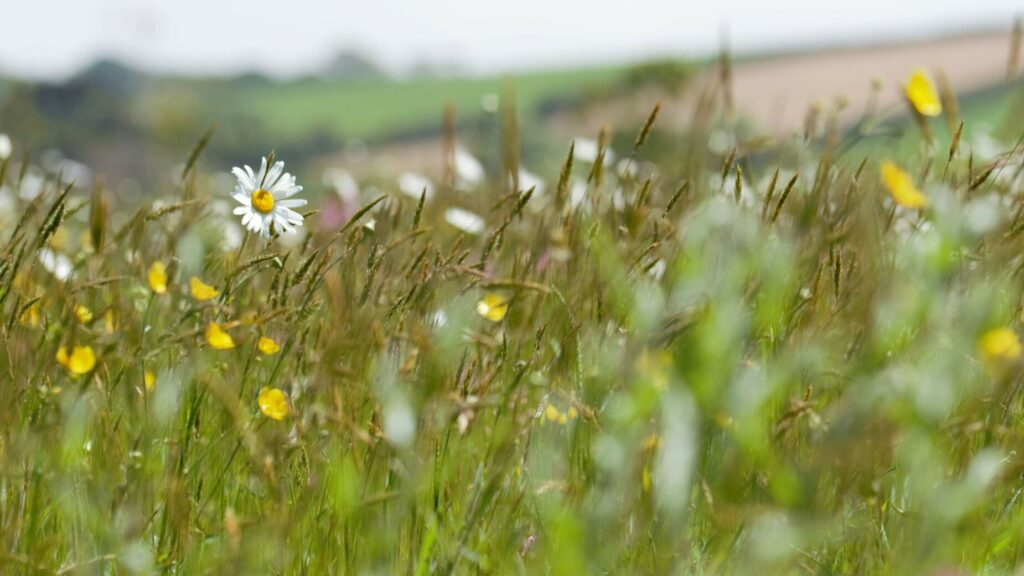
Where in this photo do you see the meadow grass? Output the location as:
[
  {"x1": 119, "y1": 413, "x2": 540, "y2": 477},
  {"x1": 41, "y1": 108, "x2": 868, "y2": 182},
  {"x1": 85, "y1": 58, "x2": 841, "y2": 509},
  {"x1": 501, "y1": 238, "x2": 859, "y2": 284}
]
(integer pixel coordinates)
[{"x1": 4, "y1": 70, "x2": 1024, "y2": 576}]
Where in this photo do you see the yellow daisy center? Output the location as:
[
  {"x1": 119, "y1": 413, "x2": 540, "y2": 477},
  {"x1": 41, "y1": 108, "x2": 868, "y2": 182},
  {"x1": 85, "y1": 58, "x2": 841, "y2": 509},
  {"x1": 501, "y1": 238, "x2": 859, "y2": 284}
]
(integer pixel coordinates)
[{"x1": 251, "y1": 189, "x2": 275, "y2": 214}]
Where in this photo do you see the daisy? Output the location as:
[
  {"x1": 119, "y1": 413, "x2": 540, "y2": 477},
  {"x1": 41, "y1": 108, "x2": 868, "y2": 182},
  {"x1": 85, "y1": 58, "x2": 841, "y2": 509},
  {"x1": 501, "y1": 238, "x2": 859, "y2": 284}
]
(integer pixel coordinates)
[
  {"x1": 398, "y1": 172, "x2": 434, "y2": 200},
  {"x1": 518, "y1": 168, "x2": 545, "y2": 197},
  {"x1": 454, "y1": 146, "x2": 485, "y2": 188},
  {"x1": 572, "y1": 137, "x2": 615, "y2": 164},
  {"x1": 231, "y1": 157, "x2": 307, "y2": 238},
  {"x1": 38, "y1": 248, "x2": 73, "y2": 281},
  {"x1": 444, "y1": 208, "x2": 485, "y2": 235}
]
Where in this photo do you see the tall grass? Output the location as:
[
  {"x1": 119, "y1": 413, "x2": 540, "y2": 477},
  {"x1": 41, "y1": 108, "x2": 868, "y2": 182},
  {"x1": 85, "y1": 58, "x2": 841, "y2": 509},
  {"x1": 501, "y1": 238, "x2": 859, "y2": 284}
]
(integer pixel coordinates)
[{"x1": 3, "y1": 69, "x2": 1024, "y2": 575}]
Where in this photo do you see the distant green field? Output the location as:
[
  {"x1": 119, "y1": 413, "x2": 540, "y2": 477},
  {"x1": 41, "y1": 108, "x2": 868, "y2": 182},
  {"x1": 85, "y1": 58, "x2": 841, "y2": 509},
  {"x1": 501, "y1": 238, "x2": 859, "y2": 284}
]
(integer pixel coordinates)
[
  {"x1": 181, "y1": 66, "x2": 628, "y2": 143},
  {"x1": 958, "y1": 81, "x2": 1024, "y2": 141},
  {"x1": 1, "y1": 60, "x2": 692, "y2": 178},
  {"x1": 841, "y1": 81, "x2": 1024, "y2": 160}
]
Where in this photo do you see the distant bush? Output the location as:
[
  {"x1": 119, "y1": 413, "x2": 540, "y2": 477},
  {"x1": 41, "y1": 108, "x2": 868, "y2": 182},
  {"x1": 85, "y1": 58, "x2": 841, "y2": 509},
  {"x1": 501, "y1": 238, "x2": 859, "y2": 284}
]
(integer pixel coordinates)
[{"x1": 620, "y1": 58, "x2": 695, "y2": 94}]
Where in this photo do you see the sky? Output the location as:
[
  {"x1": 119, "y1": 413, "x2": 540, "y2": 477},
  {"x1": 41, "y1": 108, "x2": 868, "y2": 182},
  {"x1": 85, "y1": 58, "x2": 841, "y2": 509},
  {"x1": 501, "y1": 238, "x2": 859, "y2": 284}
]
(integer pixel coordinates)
[{"x1": 0, "y1": 0, "x2": 1021, "y2": 80}]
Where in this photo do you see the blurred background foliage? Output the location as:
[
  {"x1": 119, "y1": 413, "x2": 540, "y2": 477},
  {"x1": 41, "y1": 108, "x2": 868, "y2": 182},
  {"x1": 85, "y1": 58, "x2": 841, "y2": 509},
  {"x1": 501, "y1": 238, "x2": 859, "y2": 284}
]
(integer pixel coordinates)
[{"x1": 0, "y1": 54, "x2": 694, "y2": 184}]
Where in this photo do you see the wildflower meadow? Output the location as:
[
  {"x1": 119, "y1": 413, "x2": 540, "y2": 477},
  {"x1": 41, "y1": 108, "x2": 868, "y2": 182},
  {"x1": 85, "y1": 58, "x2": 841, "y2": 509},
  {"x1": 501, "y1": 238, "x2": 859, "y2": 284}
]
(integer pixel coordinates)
[{"x1": 3, "y1": 48, "x2": 1024, "y2": 576}]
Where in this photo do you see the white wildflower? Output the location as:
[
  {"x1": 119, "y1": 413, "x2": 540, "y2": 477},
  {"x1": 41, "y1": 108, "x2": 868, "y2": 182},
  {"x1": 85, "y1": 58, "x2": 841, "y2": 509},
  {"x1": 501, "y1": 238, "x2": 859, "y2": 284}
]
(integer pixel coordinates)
[
  {"x1": 399, "y1": 172, "x2": 434, "y2": 200},
  {"x1": 19, "y1": 172, "x2": 44, "y2": 201},
  {"x1": 455, "y1": 146, "x2": 485, "y2": 188},
  {"x1": 231, "y1": 157, "x2": 307, "y2": 238},
  {"x1": 38, "y1": 248, "x2": 73, "y2": 281},
  {"x1": 518, "y1": 168, "x2": 545, "y2": 197},
  {"x1": 323, "y1": 167, "x2": 359, "y2": 203},
  {"x1": 573, "y1": 137, "x2": 615, "y2": 164},
  {"x1": 445, "y1": 208, "x2": 485, "y2": 235}
]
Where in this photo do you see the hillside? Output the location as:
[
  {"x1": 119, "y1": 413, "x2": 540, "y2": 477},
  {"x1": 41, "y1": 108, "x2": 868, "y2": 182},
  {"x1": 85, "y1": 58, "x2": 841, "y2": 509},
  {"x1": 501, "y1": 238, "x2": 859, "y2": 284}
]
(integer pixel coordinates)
[{"x1": 0, "y1": 60, "x2": 680, "y2": 182}]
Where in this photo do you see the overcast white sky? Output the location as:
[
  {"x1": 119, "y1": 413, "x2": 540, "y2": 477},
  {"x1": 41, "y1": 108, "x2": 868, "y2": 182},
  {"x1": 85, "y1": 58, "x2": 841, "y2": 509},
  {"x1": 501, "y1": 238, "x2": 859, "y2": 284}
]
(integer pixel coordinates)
[{"x1": 0, "y1": 0, "x2": 1020, "y2": 79}]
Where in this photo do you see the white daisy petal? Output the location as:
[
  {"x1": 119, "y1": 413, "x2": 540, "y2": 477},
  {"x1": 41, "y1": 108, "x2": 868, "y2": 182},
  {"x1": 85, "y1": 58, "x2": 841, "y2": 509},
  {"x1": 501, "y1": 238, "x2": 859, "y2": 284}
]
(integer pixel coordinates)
[
  {"x1": 445, "y1": 208, "x2": 485, "y2": 235},
  {"x1": 255, "y1": 157, "x2": 268, "y2": 187},
  {"x1": 277, "y1": 198, "x2": 307, "y2": 208},
  {"x1": 39, "y1": 248, "x2": 74, "y2": 281},
  {"x1": 265, "y1": 161, "x2": 284, "y2": 189},
  {"x1": 277, "y1": 175, "x2": 293, "y2": 193},
  {"x1": 277, "y1": 183, "x2": 303, "y2": 198},
  {"x1": 232, "y1": 167, "x2": 254, "y2": 191},
  {"x1": 284, "y1": 216, "x2": 303, "y2": 227}
]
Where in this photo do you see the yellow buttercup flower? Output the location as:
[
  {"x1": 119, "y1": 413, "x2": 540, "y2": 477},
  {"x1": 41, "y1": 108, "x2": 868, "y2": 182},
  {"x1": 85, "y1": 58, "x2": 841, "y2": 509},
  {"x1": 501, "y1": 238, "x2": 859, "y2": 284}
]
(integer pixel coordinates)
[
  {"x1": 905, "y1": 69, "x2": 942, "y2": 117},
  {"x1": 979, "y1": 328, "x2": 1022, "y2": 362},
  {"x1": 205, "y1": 322, "x2": 235, "y2": 350},
  {"x1": 258, "y1": 387, "x2": 289, "y2": 420},
  {"x1": 543, "y1": 403, "x2": 575, "y2": 425},
  {"x1": 544, "y1": 404, "x2": 561, "y2": 422},
  {"x1": 148, "y1": 261, "x2": 168, "y2": 294},
  {"x1": 880, "y1": 161, "x2": 928, "y2": 209},
  {"x1": 58, "y1": 346, "x2": 96, "y2": 376},
  {"x1": 144, "y1": 370, "x2": 156, "y2": 391},
  {"x1": 75, "y1": 305, "x2": 93, "y2": 324},
  {"x1": 190, "y1": 277, "x2": 220, "y2": 301},
  {"x1": 476, "y1": 294, "x2": 508, "y2": 322},
  {"x1": 258, "y1": 336, "x2": 280, "y2": 355}
]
